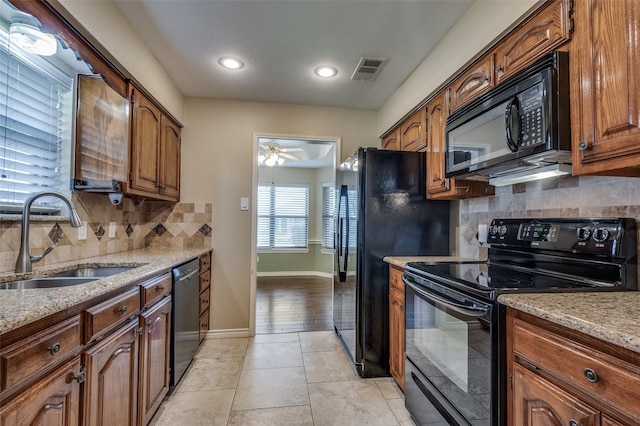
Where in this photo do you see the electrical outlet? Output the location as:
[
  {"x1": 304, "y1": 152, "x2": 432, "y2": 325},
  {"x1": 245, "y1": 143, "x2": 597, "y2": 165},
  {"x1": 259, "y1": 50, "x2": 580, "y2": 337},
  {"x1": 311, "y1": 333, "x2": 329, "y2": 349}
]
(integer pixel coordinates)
[
  {"x1": 108, "y1": 222, "x2": 116, "y2": 238},
  {"x1": 78, "y1": 222, "x2": 87, "y2": 240},
  {"x1": 240, "y1": 197, "x2": 249, "y2": 211}
]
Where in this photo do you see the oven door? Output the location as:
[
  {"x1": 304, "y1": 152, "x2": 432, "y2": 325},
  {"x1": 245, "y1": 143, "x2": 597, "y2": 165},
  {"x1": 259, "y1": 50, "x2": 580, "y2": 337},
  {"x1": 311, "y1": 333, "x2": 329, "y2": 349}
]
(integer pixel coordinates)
[{"x1": 404, "y1": 273, "x2": 495, "y2": 426}]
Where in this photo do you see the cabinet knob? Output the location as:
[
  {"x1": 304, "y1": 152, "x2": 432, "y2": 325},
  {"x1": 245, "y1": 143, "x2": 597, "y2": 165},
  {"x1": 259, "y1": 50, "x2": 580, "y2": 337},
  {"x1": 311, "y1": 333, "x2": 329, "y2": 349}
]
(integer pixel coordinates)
[
  {"x1": 495, "y1": 65, "x2": 504, "y2": 74},
  {"x1": 72, "y1": 367, "x2": 86, "y2": 384},
  {"x1": 118, "y1": 305, "x2": 128, "y2": 315},
  {"x1": 156, "y1": 285, "x2": 166, "y2": 291},
  {"x1": 569, "y1": 419, "x2": 581, "y2": 426},
  {"x1": 48, "y1": 343, "x2": 61, "y2": 355},
  {"x1": 482, "y1": 74, "x2": 489, "y2": 83},
  {"x1": 578, "y1": 140, "x2": 592, "y2": 151},
  {"x1": 147, "y1": 317, "x2": 162, "y2": 333},
  {"x1": 583, "y1": 367, "x2": 599, "y2": 383}
]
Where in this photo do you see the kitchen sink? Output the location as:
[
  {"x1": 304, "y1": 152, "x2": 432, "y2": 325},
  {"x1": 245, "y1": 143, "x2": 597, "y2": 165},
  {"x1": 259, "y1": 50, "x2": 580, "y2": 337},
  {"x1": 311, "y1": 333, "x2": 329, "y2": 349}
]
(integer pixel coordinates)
[{"x1": 0, "y1": 266, "x2": 139, "y2": 290}]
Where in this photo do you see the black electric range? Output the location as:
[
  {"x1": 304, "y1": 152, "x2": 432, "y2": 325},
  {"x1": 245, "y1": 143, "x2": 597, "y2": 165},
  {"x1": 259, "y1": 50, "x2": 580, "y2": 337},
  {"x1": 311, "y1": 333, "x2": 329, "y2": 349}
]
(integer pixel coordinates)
[{"x1": 402, "y1": 218, "x2": 637, "y2": 426}]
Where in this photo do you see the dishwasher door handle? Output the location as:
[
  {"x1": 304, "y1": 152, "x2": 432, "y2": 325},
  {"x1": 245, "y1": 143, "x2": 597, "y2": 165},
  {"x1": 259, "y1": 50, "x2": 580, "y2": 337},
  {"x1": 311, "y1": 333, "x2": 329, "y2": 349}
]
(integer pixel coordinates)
[{"x1": 176, "y1": 269, "x2": 198, "y2": 282}]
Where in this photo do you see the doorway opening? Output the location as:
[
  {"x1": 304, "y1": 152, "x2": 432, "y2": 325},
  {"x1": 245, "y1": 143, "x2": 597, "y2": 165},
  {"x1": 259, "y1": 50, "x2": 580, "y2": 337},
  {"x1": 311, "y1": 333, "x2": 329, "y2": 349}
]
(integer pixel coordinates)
[{"x1": 250, "y1": 133, "x2": 340, "y2": 335}]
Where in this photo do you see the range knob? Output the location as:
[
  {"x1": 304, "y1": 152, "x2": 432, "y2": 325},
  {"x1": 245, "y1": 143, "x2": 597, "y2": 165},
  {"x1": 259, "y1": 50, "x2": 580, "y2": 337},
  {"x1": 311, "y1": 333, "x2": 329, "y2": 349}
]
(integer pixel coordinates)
[
  {"x1": 576, "y1": 227, "x2": 591, "y2": 241},
  {"x1": 499, "y1": 225, "x2": 508, "y2": 236},
  {"x1": 489, "y1": 225, "x2": 499, "y2": 235},
  {"x1": 592, "y1": 228, "x2": 610, "y2": 243}
]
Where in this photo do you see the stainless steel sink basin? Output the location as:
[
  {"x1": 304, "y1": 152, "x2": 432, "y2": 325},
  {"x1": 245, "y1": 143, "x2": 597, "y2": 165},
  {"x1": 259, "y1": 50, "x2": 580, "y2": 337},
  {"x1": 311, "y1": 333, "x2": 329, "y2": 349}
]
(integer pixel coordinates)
[
  {"x1": 0, "y1": 266, "x2": 138, "y2": 289},
  {"x1": 48, "y1": 266, "x2": 137, "y2": 278},
  {"x1": 0, "y1": 277, "x2": 100, "y2": 289}
]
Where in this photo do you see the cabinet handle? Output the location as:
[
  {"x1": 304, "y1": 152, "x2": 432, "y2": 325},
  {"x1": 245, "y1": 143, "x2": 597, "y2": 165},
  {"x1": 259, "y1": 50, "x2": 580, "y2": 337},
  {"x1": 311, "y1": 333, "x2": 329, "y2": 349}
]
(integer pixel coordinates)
[
  {"x1": 136, "y1": 327, "x2": 144, "y2": 336},
  {"x1": 203, "y1": 299, "x2": 209, "y2": 304},
  {"x1": 398, "y1": 302, "x2": 403, "y2": 310},
  {"x1": 482, "y1": 74, "x2": 489, "y2": 83},
  {"x1": 583, "y1": 367, "x2": 599, "y2": 383},
  {"x1": 392, "y1": 276, "x2": 397, "y2": 283},
  {"x1": 118, "y1": 305, "x2": 128, "y2": 315},
  {"x1": 495, "y1": 65, "x2": 503, "y2": 74},
  {"x1": 578, "y1": 140, "x2": 592, "y2": 151},
  {"x1": 72, "y1": 367, "x2": 86, "y2": 384},
  {"x1": 568, "y1": 419, "x2": 580, "y2": 426},
  {"x1": 147, "y1": 317, "x2": 162, "y2": 333},
  {"x1": 156, "y1": 285, "x2": 166, "y2": 291},
  {"x1": 48, "y1": 343, "x2": 61, "y2": 355}
]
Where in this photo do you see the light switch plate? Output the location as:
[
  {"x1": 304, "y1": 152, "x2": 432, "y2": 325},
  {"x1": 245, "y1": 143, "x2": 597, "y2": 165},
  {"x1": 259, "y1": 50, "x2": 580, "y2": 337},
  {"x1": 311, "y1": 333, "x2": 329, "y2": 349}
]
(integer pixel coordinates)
[
  {"x1": 108, "y1": 222, "x2": 116, "y2": 238},
  {"x1": 240, "y1": 197, "x2": 249, "y2": 211},
  {"x1": 78, "y1": 222, "x2": 87, "y2": 240}
]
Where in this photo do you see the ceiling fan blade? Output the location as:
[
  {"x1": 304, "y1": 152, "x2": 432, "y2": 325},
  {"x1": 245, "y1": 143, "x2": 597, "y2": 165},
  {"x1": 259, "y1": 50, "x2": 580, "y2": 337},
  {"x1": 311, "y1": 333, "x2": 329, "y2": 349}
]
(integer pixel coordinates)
[
  {"x1": 279, "y1": 152, "x2": 301, "y2": 160},
  {"x1": 280, "y1": 147, "x2": 305, "y2": 152}
]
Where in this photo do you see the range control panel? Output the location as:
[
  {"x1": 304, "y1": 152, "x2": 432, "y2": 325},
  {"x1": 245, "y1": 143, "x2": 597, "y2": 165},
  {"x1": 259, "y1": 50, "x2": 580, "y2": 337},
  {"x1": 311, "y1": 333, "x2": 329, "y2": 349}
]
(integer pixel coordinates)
[{"x1": 487, "y1": 218, "x2": 635, "y2": 257}]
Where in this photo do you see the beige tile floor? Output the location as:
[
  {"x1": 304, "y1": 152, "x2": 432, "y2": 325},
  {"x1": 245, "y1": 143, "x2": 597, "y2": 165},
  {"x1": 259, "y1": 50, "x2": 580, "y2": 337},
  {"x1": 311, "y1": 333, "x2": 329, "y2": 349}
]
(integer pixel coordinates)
[{"x1": 150, "y1": 331, "x2": 415, "y2": 425}]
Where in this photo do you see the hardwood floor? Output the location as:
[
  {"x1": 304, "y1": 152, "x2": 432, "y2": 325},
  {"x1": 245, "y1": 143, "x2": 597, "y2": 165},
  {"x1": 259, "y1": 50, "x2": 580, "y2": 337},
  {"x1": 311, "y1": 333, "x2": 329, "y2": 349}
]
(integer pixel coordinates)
[{"x1": 256, "y1": 276, "x2": 333, "y2": 334}]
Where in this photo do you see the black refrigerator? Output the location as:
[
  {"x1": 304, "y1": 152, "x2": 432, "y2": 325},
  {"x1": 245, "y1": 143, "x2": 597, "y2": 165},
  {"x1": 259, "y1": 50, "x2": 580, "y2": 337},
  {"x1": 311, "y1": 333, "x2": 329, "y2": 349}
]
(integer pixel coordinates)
[{"x1": 333, "y1": 147, "x2": 450, "y2": 378}]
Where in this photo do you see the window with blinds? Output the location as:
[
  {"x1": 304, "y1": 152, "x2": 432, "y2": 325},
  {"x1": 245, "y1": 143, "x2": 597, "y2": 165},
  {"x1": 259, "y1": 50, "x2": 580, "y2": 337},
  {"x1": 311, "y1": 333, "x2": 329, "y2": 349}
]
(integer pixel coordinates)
[
  {"x1": 0, "y1": 28, "x2": 73, "y2": 213},
  {"x1": 322, "y1": 184, "x2": 335, "y2": 249},
  {"x1": 257, "y1": 184, "x2": 309, "y2": 250}
]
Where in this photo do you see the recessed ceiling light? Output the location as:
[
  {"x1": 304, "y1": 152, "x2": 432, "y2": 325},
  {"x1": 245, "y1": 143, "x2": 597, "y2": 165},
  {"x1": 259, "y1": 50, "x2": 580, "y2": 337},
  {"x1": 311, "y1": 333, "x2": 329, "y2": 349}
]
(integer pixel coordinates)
[
  {"x1": 315, "y1": 66, "x2": 338, "y2": 78},
  {"x1": 218, "y1": 57, "x2": 244, "y2": 70}
]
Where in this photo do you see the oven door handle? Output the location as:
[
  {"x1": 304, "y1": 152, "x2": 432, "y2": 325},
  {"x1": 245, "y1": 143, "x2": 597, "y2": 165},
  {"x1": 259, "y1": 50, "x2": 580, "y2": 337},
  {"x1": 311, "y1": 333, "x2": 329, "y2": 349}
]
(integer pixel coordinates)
[{"x1": 404, "y1": 278, "x2": 489, "y2": 317}]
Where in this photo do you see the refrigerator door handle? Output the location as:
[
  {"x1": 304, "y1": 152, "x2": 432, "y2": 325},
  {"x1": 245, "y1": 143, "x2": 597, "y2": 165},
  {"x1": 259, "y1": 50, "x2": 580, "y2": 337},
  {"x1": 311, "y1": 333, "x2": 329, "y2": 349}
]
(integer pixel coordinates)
[
  {"x1": 343, "y1": 185, "x2": 350, "y2": 280},
  {"x1": 338, "y1": 185, "x2": 348, "y2": 282}
]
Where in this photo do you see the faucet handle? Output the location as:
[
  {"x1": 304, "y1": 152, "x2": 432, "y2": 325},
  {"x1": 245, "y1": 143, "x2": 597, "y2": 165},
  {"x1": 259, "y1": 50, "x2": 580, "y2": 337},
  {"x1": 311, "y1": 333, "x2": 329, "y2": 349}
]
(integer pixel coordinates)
[{"x1": 31, "y1": 245, "x2": 55, "y2": 263}]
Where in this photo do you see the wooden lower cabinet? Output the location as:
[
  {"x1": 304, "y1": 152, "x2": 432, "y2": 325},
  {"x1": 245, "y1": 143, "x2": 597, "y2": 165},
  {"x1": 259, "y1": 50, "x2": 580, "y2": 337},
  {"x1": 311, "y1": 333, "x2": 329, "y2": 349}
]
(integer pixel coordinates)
[
  {"x1": 388, "y1": 265, "x2": 405, "y2": 389},
  {"x1": 512, "y1": 363, "x2": 600, "y2": 425},
  {"x1": 138, "y1": 296, "x2": 171, "y2": 426},
  {"x1": 82, "y1": 317, "x2": 140, "y2": 426},
  {"x1": 0, "y1": 356, "x2": 82, "y2": 425}
]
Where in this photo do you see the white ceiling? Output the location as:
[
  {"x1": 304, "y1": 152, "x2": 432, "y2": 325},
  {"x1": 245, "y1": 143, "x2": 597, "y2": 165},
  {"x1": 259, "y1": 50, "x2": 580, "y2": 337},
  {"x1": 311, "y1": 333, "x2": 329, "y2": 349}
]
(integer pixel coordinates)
[{"x1": 113, "y1": 0, "x2": 473, "y2": 110}]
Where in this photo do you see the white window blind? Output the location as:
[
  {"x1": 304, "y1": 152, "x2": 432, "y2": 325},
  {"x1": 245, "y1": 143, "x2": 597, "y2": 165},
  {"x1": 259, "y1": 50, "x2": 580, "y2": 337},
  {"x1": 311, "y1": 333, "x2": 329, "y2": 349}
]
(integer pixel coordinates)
[
  {"x1": 322, "y1": 184, "x2": 335, "y2": 249},
  {"x1": 257, "y1": 184, "x2": 309, "y2": 249},
  {"x1": 0, "y1": 30, "x2": 73, "y2": 212}
]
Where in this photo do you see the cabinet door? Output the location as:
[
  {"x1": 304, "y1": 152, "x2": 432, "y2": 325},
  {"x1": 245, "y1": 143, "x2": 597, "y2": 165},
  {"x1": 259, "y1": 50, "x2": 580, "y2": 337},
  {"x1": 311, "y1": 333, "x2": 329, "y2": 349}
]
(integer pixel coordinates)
[
  {"x1": 512, "y1": 363, "x2": 601, "y2": 426},
  {"x1": 400, "y1": 109, "x2": 427, "y2": 152},
  {"x1": 426, "y1": 92, "x2": 450, "y2": 195},
  {"x1": 381, "y1": 129, "x2": 400, "y2": 150},
  {"x1": 389, "y1": 285, "x2": 404, "y2": 389},
  {"x1": 129, "y1": 88, "x2": 161, "y2": 195},
  {"x1": 83, "y1": 318, "x2": 140, "y2": 426},
  {"x1": 139, "y1": 297, "x2": 171, "y2": 426},
  {"x1": 449, "y1": 56, "x2": 494, "y2": 112},
  {"x1": 571, "y1": 0, "x2": 640, "y2": 175},
  {"x1": 0, "y1": 356, "x2": 81, "y2": 426},
  {"x1": 159, "y1": 116, "x2": 181, "y2": 201},
  {"x1": 494, "y1": 0, "x2": 573, "y2": 85}
]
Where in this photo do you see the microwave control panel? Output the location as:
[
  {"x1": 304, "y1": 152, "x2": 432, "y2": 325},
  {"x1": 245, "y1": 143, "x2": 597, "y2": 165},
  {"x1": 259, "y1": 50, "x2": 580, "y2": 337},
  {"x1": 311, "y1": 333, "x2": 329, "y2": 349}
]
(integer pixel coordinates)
[{"x1": 516, "y1": 83, "x2": 544, "y2": 148}]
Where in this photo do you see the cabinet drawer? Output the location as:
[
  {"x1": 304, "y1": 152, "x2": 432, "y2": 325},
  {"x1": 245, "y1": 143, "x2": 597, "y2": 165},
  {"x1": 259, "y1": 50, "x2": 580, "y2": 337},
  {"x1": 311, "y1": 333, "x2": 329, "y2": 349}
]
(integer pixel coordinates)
[
  {"x1": 199, "y1": 271, "x2": 211, "y2": 293},
  {"x1": 512, "y1": 318, "x2": 640, "y2": 418},
  {"x1": 0, "y1": 315, "x2": 81, "y2": 393},
  {"x1": 140, "y1": 272, "x2": 172, "y2": 309},
  {"x1": 199, "y1": 253, "x2": 211, "y2": 273},
  {"x1": 389, "y1": 265, "x2": 404, "y2": 291},
  {"x1": 84, "y1": 287, "x2": 140, "y2": 343},
  {"x1": 199, "y1": 292, "x2": 210, "y2": 315},
  {"x1": 199, "y1": 309, "x2": 209, "y2": 344}
]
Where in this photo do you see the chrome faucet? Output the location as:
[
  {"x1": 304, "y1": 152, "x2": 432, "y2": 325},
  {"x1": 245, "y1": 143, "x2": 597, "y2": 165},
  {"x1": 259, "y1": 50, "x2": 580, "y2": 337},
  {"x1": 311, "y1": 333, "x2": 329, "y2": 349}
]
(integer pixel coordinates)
[{"x1": 15, "y1": 191, "x2": 83, "y2": 273}]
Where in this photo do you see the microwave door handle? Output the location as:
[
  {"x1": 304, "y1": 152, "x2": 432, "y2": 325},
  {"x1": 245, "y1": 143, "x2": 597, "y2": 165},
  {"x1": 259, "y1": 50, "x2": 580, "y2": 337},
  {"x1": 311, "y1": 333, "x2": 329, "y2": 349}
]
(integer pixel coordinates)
[
  {"x1": 404, "y1": 278, "x2": 489, "y2": 318},
  {"x1": 505, "y1": 96, "x2": 521, "y2": 152}
]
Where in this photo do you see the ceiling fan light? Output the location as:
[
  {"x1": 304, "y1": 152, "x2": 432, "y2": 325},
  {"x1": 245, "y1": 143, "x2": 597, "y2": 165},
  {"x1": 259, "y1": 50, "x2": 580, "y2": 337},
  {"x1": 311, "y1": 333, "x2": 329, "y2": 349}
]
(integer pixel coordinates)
[
  {"x1": 277, "y1": 157, "x2": 285, "y2": 165},
  {"x1": 9, "y1": 22, "x2": 57, "y2": 56},
  {"x1": 264, "y1": 155, "x2": 278, "y2": 167}
]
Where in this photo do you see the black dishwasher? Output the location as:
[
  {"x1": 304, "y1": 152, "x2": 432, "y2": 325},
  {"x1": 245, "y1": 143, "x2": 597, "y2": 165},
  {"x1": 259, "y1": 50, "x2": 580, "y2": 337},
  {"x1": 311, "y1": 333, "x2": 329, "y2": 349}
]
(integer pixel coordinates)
[{"x1": 170, "y1": 259, "x2": 200, "y2": 387}]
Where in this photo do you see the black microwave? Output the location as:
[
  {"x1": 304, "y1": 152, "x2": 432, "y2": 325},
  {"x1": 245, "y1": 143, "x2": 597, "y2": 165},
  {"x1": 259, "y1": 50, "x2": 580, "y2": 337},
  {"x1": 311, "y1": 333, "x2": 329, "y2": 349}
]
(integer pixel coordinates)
[{"x1": 445, "y1": 51, "x2": 571, "y2": 180}]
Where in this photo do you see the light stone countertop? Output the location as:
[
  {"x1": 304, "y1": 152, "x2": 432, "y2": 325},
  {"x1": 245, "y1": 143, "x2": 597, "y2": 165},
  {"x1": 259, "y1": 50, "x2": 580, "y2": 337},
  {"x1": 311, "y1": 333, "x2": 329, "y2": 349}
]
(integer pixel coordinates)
[
  {"x1": 0, "y1": 247, "x2": 212, "y2": 335},
  {"x1": 383, "y1": 256, "x2": 477, "y2": 268},
  {"x1": 498, "y1": 292, "x2": 640, "y2": 354}
]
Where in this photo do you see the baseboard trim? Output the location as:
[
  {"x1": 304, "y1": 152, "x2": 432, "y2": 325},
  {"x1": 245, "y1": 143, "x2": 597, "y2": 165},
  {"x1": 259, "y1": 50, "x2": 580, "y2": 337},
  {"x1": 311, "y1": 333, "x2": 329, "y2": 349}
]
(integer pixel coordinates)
[
  {"x1": 257, "y1": 271, "x2": 333, "y2": 278},
  {"x1": 205, "y1": 328, "x2": 251, "y2": 339}
]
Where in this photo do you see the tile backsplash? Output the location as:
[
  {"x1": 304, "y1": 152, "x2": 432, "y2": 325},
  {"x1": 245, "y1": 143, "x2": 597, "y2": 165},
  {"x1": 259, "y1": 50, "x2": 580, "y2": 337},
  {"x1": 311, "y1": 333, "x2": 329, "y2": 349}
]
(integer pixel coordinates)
[
  {"x1": 0, "y1": 193, "x2": 212, "y2": 273},
  {"x1": 457, "y1": 175, "x2": 640, "y2": 260}
]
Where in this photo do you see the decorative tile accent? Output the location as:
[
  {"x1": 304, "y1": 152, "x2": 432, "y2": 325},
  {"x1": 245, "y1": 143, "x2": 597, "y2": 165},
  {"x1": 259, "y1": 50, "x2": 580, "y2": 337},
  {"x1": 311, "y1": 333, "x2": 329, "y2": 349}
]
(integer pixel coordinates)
[
  {"x1": 94, "y1": 225, "x2": 105, "y2": 241},
  {"x1": 48, "y1": 223, "x2": 64, "y2": 244},
  {"x1": 153, "y1": 224, "x2": 167, "y2": 236},
  {"x1": 199, "y1": 224, "x2": 212, "y2": 236},
  {"x1": 126, "y1": 223, "x2": 134, "y2": 237}
]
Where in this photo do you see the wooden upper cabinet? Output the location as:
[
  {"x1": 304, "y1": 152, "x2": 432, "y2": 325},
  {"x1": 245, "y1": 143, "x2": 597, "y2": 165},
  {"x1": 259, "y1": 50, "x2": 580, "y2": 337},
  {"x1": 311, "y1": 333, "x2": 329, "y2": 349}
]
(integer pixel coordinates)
[
  {"x1": 128, "y1": 85, "x2": 182, "y2": 201},
  {"x1": 449, "y1": 56, "x2": 494, "y2": 113},
  {"x1": 494, "y1": 0, "x2": 573, "y2": 85},
  {"x1": 381, "y1": 128, "x2": 400, "y2": 150},
  {"x1": 400, "y1": 109, "x2": 427, "y2": 152},
  {"x1": 571, "y1": 0, "x2": 640, "y2": 175}
]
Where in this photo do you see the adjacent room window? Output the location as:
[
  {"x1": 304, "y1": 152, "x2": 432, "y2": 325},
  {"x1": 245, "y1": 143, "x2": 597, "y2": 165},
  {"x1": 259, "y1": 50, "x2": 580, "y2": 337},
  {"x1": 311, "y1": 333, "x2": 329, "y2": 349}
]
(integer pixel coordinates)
[
  {"x1": 257, "y1": 183, "x2": 309, "y2": 250},
  {"x1": 322, "y1": 184, "x2": 335, "y2": 250},
  {"x1": 0, "y1": 26, "x2": 74, "y2": 213}
]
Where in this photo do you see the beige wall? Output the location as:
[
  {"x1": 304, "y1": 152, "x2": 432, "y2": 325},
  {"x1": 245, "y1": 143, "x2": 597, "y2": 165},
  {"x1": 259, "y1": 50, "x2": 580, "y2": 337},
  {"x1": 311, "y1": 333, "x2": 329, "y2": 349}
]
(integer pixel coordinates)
[
  {"x1": 377, "y1": 0, "x2": 537, "y2": 136},
  {"x1": 182, "y1": 98, "x2": 377, "y2": 331},
  {"x1": 56, "y1": 0, "x2": 185, "y2": 122}
]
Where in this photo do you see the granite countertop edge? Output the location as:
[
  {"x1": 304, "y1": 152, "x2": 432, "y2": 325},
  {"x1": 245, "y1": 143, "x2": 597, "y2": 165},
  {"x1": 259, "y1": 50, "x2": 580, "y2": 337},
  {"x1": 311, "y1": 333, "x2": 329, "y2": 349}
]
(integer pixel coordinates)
[
  {"x1": 383, "y1": 256, "x2": 477, "y2": 268},
  {"x1": 498, "y1": 293, "x2": 640, "y2": 354},
  {"x1": 0, "y1": 247, "x2": 213, "y2": 335}
]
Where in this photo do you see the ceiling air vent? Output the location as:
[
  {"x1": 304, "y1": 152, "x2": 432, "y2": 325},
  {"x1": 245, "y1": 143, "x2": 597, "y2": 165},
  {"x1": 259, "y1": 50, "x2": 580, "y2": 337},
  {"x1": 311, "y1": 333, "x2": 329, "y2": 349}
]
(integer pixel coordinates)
[{"x1": 351, "y1": 57, "x2": 388, "y2": 81}]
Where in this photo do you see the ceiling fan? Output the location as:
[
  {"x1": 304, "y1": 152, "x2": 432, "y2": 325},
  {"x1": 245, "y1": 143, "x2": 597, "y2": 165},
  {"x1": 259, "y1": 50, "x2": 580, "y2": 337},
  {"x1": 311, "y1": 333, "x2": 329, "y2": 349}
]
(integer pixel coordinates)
[{"x1": 258, "y1": 143, "x2": 304, "y2": 166}]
